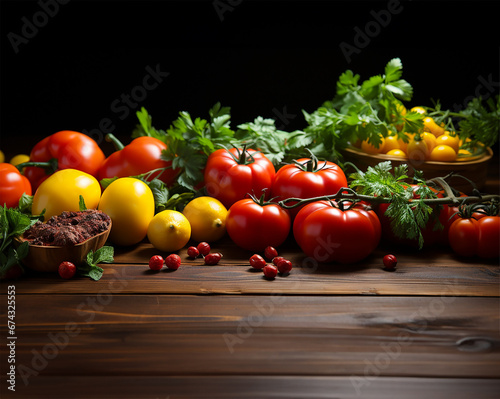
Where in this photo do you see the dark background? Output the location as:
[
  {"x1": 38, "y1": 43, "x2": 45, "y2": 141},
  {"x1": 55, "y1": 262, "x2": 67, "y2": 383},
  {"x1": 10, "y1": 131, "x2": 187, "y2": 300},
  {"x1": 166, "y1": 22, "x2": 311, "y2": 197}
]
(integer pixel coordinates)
[{"x1": 1, "y1": 0, "x2": 499, "y2": 160}]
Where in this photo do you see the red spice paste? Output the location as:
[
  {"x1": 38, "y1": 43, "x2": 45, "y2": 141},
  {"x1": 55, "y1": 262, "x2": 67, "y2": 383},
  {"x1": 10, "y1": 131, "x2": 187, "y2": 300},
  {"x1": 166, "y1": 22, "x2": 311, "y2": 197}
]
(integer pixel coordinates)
[{"x1": 23, "y1": 210, "x2": 111, "y2": 246}]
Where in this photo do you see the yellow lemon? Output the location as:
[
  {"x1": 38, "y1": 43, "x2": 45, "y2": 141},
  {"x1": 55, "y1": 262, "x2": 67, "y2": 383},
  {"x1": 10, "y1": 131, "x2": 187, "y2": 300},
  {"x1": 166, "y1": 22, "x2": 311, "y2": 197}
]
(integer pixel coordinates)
[
  {"x1": 147, "y1": 210, "x2": 191, "y2": 252},
  {"x1": 182, "y1": 196, "x2": 228, "y2": 242}
]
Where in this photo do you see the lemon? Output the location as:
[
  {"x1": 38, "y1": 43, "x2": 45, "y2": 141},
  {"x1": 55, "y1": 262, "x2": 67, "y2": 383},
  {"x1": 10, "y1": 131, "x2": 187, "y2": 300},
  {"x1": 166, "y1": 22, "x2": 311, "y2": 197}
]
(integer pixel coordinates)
[
  {"x1": 147, "y1": 210, "x2": 191, "y2": 252},
  {"x1": 182, "y1": 196, "x2": 228, "y2": 242}
]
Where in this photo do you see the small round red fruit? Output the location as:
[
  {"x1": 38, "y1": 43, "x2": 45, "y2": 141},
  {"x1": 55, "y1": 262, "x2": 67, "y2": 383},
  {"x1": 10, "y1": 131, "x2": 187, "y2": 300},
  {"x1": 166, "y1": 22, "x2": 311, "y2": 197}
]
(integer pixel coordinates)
[
  {"x1": 59, "y1": 261, "x2": 76, "y2": 279},
  {"x1": 197, "y1": 242, "x2": 211, "y2": 256},
  {"x1": 187, "y1": 246, "x2": 200, "y2": 258},
  {"x1": 148, "y1": 255, "x2": 164, "y2": 271},
  {"x1": 249, "y1": 254, "x2": 267, "y2": 270},
  {"x1": 205, "y1": 252, "x2": 222, "y2": 265},
  {"x1": 272, "y1": 256, "x2": 285, "y2": 266},
  {"x1": 165, "y1": 254, "x2": 181, "y2": 270},
  {"x1": 263, "y1": 264, "x2": 278, "y2": 279},
  {"x1": 383, "y1": 254, "x2": 398, "y2": 271},
  {"x1": 277, "y1": 259, "x2": 292, "y2": 275},
  {"x1": 264, "y1": 246, "x2": 278, "y2": 261}
]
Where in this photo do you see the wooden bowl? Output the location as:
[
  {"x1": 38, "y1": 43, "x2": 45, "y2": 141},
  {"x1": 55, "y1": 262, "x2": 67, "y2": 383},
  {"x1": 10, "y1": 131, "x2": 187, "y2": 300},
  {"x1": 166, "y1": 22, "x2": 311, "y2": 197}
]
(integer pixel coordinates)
[
  {"x1": 14, "y1": 222, "x2": 111, "y2": 273},
  {"x1": 342, "y1": 147, "x2": 494, "y2": 194}
]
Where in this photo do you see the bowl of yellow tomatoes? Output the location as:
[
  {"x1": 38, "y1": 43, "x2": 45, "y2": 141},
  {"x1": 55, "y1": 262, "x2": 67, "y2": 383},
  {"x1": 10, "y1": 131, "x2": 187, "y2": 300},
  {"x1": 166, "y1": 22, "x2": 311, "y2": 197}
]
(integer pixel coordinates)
[{"x1": 342, "y1": 110, "x2": 494, "y2": 194}]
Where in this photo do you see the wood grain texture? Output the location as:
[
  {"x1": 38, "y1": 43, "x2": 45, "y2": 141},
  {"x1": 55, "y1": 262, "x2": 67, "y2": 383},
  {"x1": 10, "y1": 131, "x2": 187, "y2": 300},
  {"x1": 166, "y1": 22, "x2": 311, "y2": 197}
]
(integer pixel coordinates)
[
  {"x1": 2, "y1": 295, "x2": 499, "y2": 384},
  {"x1": 13, "y1": 239, "x2": 500, "y2": 296},
  {"x1": 6, "y1": 376, "x2": 500, "y2": 399}
]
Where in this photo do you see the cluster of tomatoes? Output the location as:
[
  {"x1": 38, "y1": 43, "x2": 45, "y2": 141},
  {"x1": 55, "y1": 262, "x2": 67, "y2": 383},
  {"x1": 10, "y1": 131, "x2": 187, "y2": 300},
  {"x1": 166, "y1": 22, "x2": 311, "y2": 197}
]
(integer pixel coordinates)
[{"x1": 358, "y1": 106, "x2": 469, "y2": 163}]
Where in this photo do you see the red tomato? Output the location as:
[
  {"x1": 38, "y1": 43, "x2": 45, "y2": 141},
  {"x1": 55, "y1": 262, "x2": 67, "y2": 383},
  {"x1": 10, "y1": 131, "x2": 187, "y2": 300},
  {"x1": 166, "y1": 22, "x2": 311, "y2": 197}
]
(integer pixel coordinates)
[
  {"x1": 204, "y1": 147, "x2": 275, "y2": 208},
  {"x1": 226, "y1": 197, "x2": 291, "y2": 252},
  {"x1": 448, "y1": 216, "x2": 500, "y2": 258},
  {"x1": 271, "y1": 156, "x2": 348, "y2": 219},
  {"x1": 25, "y1": 131, "x2": 105, "y2": 192},
  {"x1": 0, "y1": 163, "x2": 32, "y2": 208},
  {"x1": 293, "y1": 200, "x2": 381, "y2": 264}
]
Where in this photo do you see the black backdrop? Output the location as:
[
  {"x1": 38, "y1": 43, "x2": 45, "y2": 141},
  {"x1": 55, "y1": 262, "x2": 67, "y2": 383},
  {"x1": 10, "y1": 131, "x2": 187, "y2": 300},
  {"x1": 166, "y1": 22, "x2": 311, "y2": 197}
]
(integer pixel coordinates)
[{"x1": 1, "y1": 0, "x2": 499, "y2": 160}]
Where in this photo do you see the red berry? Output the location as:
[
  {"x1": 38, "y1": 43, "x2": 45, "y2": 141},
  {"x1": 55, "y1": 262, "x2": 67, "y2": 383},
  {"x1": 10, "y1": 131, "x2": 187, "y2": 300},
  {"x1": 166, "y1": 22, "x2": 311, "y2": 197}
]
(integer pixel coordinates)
[
  {"x1": 165, "y1": 254, "x2": 181, "y2": 270},
  {"x1": 197, "y1": 242, "x2": 211, "y2": 256},
  {"x1": 204, "y1": 252, "x2": 222, "y2": 265},
  {"x1": 277, "y1": 259, "x2": 292, "y2": 275},
  {"x1": 187, "y1": 246, "x2": 200, "y2": 258},
  {"x1": 264, "y1": 246, "x2": 278, "y2": 261},
  {"x1": 272, "y1": 256, "x2": 285, "y2": 266},
  {"x1": 383, "y1": 254, "x2": 398, "y2": 271},
  {"x1": 58, "y1": 261, "x2": 76, "y2": 279},
  {"x1": 263, "y1": 264, "x2": 278, "y2": 279},
  {"x1": 148, "y1": 255, "x2": 164, "y2": 270},
  {"x1": 249, "y1": 254, "x2": 267, "y2": 270}
]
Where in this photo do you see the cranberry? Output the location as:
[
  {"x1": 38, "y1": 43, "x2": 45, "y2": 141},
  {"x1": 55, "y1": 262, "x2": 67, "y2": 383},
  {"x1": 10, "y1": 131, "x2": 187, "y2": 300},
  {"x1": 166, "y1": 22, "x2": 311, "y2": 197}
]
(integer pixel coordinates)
[
  {"x1": 383, "y1": 254, "x2": 398, "y2": 271},
  {"x1": 197, "y1": 242, "x2": 211, "y2": 256},
  {"x1": 204, "y1": 252, "x2": 222, "y2": 265},
  {"x1": 148, "y1": 255, "x2": 164, "y2": 271},
  {"x1": 187, "y1": 246, "x2": 200, "y2": 258},
  {"x1": 58, "y1": 261, "x2": 76, "y2": 279},
  {"x1": 165, "y1": 254, "x2": 181, "y2": 270},
  {"x1": 264, "y1": 246, "x2": 278, "y2": 261},
  {"x1": 263, "y1": 264, "x2": 278, "y2": 279},
  {"x1": 277, "y1": 259, "x2": 292, "y2": 275},
  {"x1": 272, "y1": 256, "x2": 285, "y2": 266},
  {"x1": 249, "y1": 254, "x2": 267, "y2": 270}
]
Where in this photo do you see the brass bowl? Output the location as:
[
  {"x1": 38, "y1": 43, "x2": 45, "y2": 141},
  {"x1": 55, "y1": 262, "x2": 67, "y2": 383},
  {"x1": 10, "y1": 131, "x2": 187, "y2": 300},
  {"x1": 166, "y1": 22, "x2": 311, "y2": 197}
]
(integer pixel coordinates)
[
  {"x1": 14, "y1": 222, "x2": 111, "y2": 273},
  {"x1": 342, "y1": 147, "x2": 494, "y2": 194}
]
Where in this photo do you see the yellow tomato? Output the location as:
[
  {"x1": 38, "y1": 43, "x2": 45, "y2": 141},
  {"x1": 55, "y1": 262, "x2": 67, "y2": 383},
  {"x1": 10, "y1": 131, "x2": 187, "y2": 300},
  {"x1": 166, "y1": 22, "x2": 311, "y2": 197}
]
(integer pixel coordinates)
[
  {"x1": 147, "y1": 210, "x2": 191, "y2": 252},
  {"x1": 98, "y1": 177, "x2": 155, "y2": 246},
  {"x1": 421, "y1": 132, "x2": 437, "y2": 152},
  {"x1": 423, "y1": 117, "x2": 445, "y2": 137},
  {"x1": 407, "y1": 138, "x2": 429, "y2": 161},
  {"x1": 383, "y1": 136, "x2": 400, "y2": 153},
  {"x1": 386, "y1": 149, "x2": 406, "y2": 157},
  {"x1": 429, "y1": 145, "x2": 457, "y2": 162},
  {"x1": 32, "y1": 169, "x2": 101, "y2": 221},
  {"x1": 10, "y1": 154, "x2": 30, "y2": 173},
  {"x1": 182, "y1": 196, "x2": 227, "y2": 242},
  {"x1": 411, "y1": 106, "x2": 426, "y2": 115},
  {"x1": 361, "y1": 137, "x2": 386, "y2": 154},
  {"x1": 0, "y1": 150, "x2": 5, "y2": 163},
  {"x1": 397, "y1": 133, "x2": 415, "y2": 153},
  {"x1": 435, "y1": 134, "x2": 459, "y2": 153}
]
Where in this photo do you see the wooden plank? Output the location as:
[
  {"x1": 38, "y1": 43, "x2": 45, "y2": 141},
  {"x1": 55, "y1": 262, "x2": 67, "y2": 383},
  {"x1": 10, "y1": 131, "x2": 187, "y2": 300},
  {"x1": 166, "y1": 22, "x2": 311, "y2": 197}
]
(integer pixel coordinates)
[
  {"x1": 4, "y1": 376, "x2": 500, "y2": 399},
  {"x1": 12, "y1": 239, "x2": 500, "y2": 296},
  {"x1": 2, "y1": 295, "x2": 499, "y2": 382}
]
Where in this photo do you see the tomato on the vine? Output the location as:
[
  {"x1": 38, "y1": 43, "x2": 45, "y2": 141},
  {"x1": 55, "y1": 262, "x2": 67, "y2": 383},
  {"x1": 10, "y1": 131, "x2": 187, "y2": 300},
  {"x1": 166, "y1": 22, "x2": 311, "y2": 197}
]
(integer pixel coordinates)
[
  {"x1": 204, "y1": 147, "x2": 275, "y2": 209},
  {"x1": 293, "y1": 200, "x2": 381, "y2": 264},
  {"x1": 448, "y1": 204, "x2": 499, "y2": 258},
  {"x1": 226, "y1": 194, "x2": 291, "y2": 252},
  {"x1": 271, "y1": 152, "x2": 348, "y2": 219}
]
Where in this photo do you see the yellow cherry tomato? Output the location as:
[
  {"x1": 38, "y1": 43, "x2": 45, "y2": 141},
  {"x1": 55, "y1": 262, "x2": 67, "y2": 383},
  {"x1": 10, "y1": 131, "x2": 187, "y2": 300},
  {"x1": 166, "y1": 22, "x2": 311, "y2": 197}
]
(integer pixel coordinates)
[
  {"x1": 386, "y1": 149, "x2": 406, "y2": 157},
  {"x1": 361, "y1": 137, "x2": 386, "y2": 154},
  {"x1": 429, "y1": 145, "x2": 457, "y2": 162},
  {"x1": 0, "y1": 150, "x2": 5, "y2": 163},
  {"x1": 383, "y1": 135, "x2": 400, "y2": 153},
  {"x1": 407, "y1": 138, "x2": 429, "y2": 161},
  {"x1": 10, "y1": 154, "x2": 30, "y2": 173},
  {"x1": 32, "y1": 169, "x2": 101, "y2": 221},
  {"x1": 411, "y1": 106, "x2": 426, "y2": 115},
  {"x1": 98, "y1": 177, "x2": 155, "y2": 246},
  {"x1": 435, "y1": 134, "x2": 459, "y2": 153},
  {"x1": 423, "y1": 117, "x2": 445, "y2": 137},
  {"x1": 421, "y1": 132, "x2": 437, "y2": 152},
  {"x1": 397, "y1": 133, "x2": 415, "y2": 153}
]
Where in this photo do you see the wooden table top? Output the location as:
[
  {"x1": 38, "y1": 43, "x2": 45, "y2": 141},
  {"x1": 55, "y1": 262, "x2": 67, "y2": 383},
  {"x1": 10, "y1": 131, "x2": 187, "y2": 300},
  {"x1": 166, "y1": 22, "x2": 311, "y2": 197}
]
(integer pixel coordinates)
[{"x1": 1, "y1": 162, "x2": 500, "y2": 398}]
